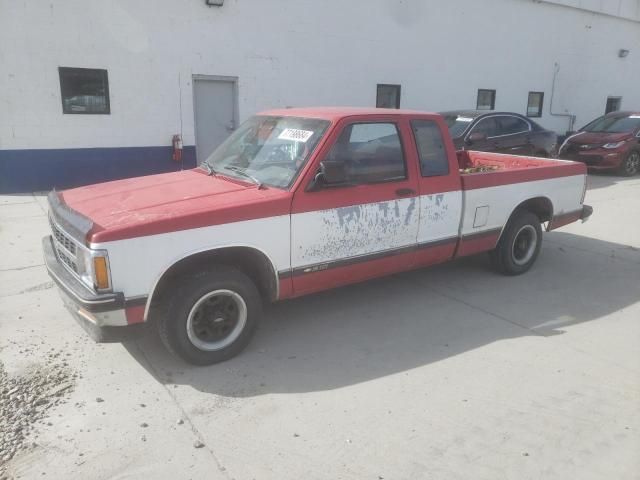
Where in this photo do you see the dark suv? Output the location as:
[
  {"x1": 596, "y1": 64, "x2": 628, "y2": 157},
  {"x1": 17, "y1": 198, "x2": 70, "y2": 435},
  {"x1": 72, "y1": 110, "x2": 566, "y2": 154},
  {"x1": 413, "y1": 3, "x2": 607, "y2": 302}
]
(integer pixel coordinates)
[
  {"x1": 558, "y1": 111, "x2": 640, "y2": 176},
  {"x1": 440, "y1": 110, "x2": 558, "y2": 157}
]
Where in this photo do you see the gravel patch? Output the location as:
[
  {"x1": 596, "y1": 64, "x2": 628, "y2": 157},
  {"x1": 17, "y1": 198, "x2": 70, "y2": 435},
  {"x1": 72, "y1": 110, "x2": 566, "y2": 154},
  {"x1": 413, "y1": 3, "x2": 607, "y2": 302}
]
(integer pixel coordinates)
[{"x1": 0, "y1": 357, "x2": 76, "y2": 475}]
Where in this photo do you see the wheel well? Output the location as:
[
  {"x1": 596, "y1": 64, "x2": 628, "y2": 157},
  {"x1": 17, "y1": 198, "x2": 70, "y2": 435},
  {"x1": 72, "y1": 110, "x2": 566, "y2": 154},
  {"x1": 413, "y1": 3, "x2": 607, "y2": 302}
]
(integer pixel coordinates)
[
  {"x1": 512, "y1": 197, "x2": 554, "y2": 224},
  {"x1": 148, "y1": 247, "x2": 278, "y2": 313}
]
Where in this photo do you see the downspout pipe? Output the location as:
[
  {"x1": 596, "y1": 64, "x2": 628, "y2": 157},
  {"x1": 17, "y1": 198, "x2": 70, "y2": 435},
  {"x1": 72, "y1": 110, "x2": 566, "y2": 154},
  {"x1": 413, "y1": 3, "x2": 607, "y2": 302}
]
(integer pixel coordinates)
[{"x1": 550, "y1": 62, "x2": 576, "y2": 134}]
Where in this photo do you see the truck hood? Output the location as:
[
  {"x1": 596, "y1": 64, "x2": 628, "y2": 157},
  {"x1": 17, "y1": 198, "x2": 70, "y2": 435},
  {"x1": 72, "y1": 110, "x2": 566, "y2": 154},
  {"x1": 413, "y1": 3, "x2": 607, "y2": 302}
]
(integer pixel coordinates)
[
  {"x1": 568, "y1": 131, "x2": 632, "y2": 145},
  {"x1": 59, "y1": 169, "x2": 290, "y2": 243}
]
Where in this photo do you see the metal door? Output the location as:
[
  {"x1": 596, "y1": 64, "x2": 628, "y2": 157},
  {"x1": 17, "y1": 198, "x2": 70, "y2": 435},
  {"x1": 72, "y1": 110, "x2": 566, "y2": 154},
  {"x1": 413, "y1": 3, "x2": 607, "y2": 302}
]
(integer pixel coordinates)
[{"x1": 192, "y1": 76, "x2": 237, "y2": 162}]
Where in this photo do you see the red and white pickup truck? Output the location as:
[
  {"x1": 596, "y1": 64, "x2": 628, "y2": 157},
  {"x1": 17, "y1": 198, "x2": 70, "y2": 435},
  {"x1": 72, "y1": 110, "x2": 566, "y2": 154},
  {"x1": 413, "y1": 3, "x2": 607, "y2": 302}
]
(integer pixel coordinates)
[{"x1": 43, "y1": 108, "x2": 592, "y2": 365}]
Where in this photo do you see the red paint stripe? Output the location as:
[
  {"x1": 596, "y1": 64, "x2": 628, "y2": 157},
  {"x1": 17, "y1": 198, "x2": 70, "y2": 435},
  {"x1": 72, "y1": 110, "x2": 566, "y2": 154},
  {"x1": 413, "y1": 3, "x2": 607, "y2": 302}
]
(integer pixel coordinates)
[
  {"x1": 289, "y1": 240, "x2": 458, "y2": 298},
  {"x1": 413, "y1": 241, "x2": 457, "y2": 268},
  {"x1": 125, "y1": 305, "x2": 145, "y2": 324},
  {"x1": 456, "y1": 230, "x2": 501, "y2": 257},
  {"x1": 291, "y1": 248, "x2": 417, "y2": 297},
  {"x1": 458, "y1": 151, "x2": 586, "y2": 190},
  {"x1": 278, "y1": 278, "x2": 294, "y2": 300},
  {"x1": 89, "y1": 195, "x2": 291, "y2": 242}
]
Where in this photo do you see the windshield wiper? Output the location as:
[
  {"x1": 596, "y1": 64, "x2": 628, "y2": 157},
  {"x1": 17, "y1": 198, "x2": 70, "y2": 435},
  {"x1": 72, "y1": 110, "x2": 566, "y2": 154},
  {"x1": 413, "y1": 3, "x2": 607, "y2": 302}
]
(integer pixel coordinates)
[
  {"x1": 201, "y1": 163, "x2": 217, "y2": 176},
  {"x1": 223, "y1": 165, "x2": 264, "y2": 189}
]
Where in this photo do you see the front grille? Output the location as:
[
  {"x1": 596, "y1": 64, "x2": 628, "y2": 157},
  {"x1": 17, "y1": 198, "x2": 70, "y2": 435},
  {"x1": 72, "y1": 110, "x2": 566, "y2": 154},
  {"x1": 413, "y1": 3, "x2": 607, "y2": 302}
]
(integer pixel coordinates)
[
  {"x1": 563, "y1": 143, "x2": 601, "y2": 155},
  {"x1": 57, "y1": 248, "x2": 79, "y2": 273},
  {"x1": 562, "y1": 144, "x2": 578, "y2": 156},
  {"x1": 49, "y1": 216, "x2": 76, "y2": 255},
  {"x1": 49, "y1": 215, "x2": 80, "y2": 274},
  {"x1": 563, "y1": 153, "x2": 603, "y2": 165}
]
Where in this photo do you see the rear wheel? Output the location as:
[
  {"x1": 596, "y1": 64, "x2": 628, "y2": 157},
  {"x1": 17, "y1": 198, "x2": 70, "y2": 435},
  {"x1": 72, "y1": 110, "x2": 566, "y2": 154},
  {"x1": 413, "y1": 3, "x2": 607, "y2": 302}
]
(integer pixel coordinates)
[
  {"x1": 489, "y1": 211, "x2": 543, "y2": 276},
  {"x1": 619, "y1": 150, "x2": 640, "y2": 177},
  {"x1": 157, "y1": 267, "x2": 262, "y2": 365}
]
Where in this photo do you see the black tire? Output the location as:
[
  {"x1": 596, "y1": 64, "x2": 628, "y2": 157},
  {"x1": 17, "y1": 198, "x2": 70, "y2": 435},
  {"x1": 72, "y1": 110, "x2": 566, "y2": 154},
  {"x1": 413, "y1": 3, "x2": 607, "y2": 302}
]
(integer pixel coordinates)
[
  {"x1": 618, "y1": 150, "x2": 640, "y2": 177},
  {"x1": 489, "y1": 211, "x2": 543, "y2": 276},
  {"x1": 157, "y1": 266, "x2": 262, "y2": 365}
]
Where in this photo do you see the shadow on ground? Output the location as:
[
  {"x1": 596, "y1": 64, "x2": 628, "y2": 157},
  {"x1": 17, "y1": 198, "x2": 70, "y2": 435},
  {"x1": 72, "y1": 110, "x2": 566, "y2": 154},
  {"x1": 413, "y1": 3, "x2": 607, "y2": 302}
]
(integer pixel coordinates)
[
  {"x1": 125, "y1": 231, "x2": 640, "y2": 397},
  {"x1": 586, "y1": 171, "x2": 640, "y2": 190}
]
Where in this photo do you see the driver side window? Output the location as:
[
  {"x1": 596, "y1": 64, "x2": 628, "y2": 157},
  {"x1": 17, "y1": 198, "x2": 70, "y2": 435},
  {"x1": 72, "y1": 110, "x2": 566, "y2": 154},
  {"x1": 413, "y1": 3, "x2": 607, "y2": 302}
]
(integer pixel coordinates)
[{"x1": 325, "y1": 122, "x2": 407, "y2": 185}]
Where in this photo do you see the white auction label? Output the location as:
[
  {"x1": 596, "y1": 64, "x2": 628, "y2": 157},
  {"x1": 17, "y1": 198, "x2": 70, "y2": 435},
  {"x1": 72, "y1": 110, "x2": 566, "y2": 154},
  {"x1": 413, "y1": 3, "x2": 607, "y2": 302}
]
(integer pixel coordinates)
[
  {"x1": 457, "y1": 117, "x2": 474, "y2": 122},
  {"x1": 278, "y1": 128, "x2": 314, "y2": 142}
]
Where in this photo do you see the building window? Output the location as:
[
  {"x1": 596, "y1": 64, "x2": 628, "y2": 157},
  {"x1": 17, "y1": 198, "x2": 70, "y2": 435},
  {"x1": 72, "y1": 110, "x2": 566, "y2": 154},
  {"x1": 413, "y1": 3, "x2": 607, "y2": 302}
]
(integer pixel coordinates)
[
  {"x1": 476, "y1": 89, "x2": 496, "y2": 110},
  {"x1": 527, "y1": 92, "x2": 544, "y2": 117},
  {"x1": 605, "y1": 96, "x2": 622, "y2": 114},
  {"x1": 411, "y1": 120, "x2": 449, "y2": 177},
  {"x1": 376, "y1": 84, "x2": 401, "y2": 109},
  {"x1": 59, "y1": 67, "x2": 110, "y2": 114}
]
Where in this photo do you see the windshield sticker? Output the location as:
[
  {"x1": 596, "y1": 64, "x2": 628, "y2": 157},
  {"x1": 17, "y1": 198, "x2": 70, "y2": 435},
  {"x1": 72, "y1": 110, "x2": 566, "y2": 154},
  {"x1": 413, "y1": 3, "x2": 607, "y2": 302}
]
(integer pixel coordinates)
[
  {"x1": 278, "y1": 128, "x2": 315, "y2": 143},
  {"x1": 457, "y1": 117, "x2": 474, "y2": 122},
  {"x1": 629, "y1": 115, "x2": 640, "y2": 119}
]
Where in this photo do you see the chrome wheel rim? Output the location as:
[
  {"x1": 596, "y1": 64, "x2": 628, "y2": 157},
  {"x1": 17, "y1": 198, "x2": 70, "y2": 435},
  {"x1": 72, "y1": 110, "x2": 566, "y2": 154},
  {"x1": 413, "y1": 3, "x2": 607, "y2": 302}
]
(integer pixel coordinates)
[
  {"x1": 625, "y1": 152, "x2": 640, "y2": 175},
  {"x1": 186, "y1": 289, "x2": 247, "y2": 351},
  {"x1": 512, "y1": 225, "x2": 538, "y2": 266}
]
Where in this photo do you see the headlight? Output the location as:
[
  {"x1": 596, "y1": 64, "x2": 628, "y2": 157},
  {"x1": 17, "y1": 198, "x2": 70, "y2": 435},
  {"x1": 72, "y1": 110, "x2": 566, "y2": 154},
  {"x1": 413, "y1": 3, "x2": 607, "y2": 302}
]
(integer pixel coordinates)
[
  {"x1": 79, "y1": 249, "x2": 111, "y2": 292},
  {"x1": 603, "y1": 141, "x2": 625, "y2": 149}
]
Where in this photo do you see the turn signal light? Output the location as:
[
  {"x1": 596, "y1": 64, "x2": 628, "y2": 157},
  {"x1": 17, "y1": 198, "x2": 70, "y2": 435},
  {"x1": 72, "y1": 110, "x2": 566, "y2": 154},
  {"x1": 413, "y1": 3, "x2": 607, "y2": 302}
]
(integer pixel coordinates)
[{"x1": 94, "y1": 256, "x2": 110, "y2": 290}]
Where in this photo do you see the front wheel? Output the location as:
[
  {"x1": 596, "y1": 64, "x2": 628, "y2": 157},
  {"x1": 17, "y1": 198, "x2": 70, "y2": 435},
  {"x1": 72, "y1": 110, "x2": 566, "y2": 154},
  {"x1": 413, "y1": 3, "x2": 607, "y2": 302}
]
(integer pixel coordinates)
[
  {"x1": 157, "y1": 267, "x2": 262, "y2": 365},
  {"x1": 619, "y1": 150, "x2": 640, "y2": 177},
  {"x1": 489, "y1": 211, "x2": 543, "y2": 276}
]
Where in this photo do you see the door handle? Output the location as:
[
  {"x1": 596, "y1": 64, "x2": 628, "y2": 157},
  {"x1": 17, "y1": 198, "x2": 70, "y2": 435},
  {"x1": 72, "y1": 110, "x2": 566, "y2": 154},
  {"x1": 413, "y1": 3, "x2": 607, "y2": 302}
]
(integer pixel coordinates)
[{"x1": 395, "y1": 188, "x2": 416, "y2": 197}]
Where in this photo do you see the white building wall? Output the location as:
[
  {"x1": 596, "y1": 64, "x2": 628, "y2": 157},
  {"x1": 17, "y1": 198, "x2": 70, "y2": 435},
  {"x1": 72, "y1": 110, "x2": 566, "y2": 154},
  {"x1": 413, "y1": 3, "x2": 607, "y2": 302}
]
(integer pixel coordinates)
[{"x1": 0, "y1": 0, "x2": 639, "y2": 152}]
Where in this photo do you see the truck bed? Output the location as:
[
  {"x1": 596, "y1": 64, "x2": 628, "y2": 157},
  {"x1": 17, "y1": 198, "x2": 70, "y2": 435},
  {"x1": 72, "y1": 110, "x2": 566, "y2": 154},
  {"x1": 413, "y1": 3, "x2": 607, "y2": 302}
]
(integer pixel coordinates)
[{"x1": 457, "y1": 150, "x2": 586, "y2": 190}]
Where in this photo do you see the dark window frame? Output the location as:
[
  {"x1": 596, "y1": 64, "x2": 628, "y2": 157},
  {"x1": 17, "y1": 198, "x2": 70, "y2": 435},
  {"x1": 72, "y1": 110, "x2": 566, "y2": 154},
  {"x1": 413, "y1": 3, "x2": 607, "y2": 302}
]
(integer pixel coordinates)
[
  {"x1": 58, "y1": 67, "x2": 110, "y2": 115},
  {"x1": 495, "y1": 115, "x2": 531, "y2": 136},
  {"x1": 376, "y1": 84, "x2": 402, "y2": 109},
  {"x1": 605, "y1": 96, "x2": 622, "y2": 114},
  {"x1": 410, "y1": 119, "x2": 450, "y2": 178},
  {"x1": 323, "y1": 121, "x2": 408, "y2": 187},
  {"x1": 476, "y1": 89, "x2": 496, "y2": 110},
  {"x1": 526, "y1": 91, "x2": 544, "y2": 118},
  {"x1": 467, "y1": 116, "x2": 499, "y2": 139}
]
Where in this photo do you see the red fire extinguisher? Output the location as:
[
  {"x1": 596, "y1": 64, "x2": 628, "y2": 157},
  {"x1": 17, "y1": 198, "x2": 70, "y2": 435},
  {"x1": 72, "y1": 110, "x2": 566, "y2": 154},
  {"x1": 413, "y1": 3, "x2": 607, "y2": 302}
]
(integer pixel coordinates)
[{"x1": 172, "y1": 134, "x2": 183, "y2": 162}]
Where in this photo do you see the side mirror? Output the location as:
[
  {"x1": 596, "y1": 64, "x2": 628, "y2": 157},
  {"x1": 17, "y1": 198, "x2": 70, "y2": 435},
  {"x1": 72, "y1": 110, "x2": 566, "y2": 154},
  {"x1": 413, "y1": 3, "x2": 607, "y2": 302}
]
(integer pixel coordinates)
[
  {"x1": 466, "y1": 132, "x2": 487, "y2": 144},
  {"x1": 307, "y1": 161, "x2": 348, "y2": 191},
  {"x1": 321, "y1": 160, "x2": 348, "y2": 184}
]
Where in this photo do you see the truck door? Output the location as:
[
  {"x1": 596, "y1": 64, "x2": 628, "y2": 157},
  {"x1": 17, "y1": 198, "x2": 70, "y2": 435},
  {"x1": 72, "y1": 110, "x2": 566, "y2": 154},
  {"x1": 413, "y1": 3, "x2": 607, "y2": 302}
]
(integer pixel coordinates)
[
  {"x1": 410, "y1": 118, "x2": 463, "y2": 266},
  {"x1": 290, "y1": 118, "x2": 420, "y2": 296}
]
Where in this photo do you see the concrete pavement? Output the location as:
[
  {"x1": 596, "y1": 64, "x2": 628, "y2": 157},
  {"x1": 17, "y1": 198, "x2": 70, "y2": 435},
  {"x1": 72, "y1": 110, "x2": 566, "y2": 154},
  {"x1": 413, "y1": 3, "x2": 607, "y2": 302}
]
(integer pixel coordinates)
[{"x1": 1, "y1": 174, "x2": 639, "y2": 479}]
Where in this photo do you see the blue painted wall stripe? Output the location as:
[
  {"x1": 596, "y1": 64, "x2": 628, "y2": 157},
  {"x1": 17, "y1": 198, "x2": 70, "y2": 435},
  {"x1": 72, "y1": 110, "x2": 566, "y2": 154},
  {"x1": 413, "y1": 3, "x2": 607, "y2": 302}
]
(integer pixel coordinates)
[{"x1": 0, "y1": 146, "x2": 197, "y2": 193}]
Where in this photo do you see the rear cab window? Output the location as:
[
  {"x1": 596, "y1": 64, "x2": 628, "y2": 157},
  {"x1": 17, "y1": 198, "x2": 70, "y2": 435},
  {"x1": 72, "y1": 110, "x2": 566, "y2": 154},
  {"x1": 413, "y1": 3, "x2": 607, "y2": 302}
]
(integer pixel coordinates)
[{"x1": 411, "y1": 120, "x2": 449, "y2": 177}]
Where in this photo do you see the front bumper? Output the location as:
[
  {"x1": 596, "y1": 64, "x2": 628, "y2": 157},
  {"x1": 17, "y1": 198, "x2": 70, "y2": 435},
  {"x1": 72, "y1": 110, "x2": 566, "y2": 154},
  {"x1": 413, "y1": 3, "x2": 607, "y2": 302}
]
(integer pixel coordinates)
[
  {"x1": 560, "y1": 150, "x2": 624, "y2": 169},
  {"x1": 43, "y1": 235, "x2": 133, "y2": 335}
]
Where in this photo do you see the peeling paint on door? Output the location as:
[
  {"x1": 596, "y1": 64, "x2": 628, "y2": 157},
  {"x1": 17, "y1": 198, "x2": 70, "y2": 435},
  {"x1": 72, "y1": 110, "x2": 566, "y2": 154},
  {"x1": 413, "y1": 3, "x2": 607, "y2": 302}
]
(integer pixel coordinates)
[
  {"x1": 417, "y1": 191, "x2": 463, "y2": 244},
  {"x1": 291, "y1": 198, "x2": 419, "y2": 267}
]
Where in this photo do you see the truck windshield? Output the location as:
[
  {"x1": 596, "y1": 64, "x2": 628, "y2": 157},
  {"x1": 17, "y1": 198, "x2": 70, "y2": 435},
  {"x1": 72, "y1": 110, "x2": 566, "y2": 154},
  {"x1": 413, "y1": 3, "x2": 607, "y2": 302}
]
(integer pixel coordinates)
[
  {"x1": 582, "y1": 115, "x2": 640, "y2": 133},
  {"x1": 202, "y1": 115, "x2": 330, "y2": 188},
  {"x1": 442, "y1": 115, "x2": 475, "y2": 137}
]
